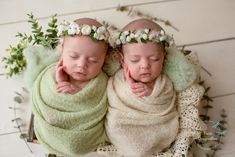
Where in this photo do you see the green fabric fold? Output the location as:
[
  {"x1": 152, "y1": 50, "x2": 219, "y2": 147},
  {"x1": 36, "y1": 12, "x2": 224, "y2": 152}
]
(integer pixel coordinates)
[
  {"x1": 32, "y1": 63, "x2": 108, "y2": 156},
  {"x1": 23, "y1": 45, "x2": 61, "y2": 88},
  {"x1": 163, "y1": 46, "x2": 196, "y2": 91}
]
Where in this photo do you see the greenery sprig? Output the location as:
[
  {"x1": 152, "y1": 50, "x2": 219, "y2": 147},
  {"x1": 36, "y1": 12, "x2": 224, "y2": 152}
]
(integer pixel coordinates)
[
  {"x1": 9, "y1": 87, "x2": 33, "y2": 153},
  {"x1": 180, "y1": 49, "x2": 228, "y2": 157},
  {"x1": 117, "y1": 5, "x2": 179, "y2": 31},
  {"x1": 195, "y1": 78, "x2": 228, "y2": 157},
  {"x1": 2, "y1": 13, "x2": 59, "y2": 77}
]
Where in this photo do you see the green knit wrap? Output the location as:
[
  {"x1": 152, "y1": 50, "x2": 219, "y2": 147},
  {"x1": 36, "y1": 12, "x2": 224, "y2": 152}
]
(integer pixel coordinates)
[{"x1": 32, "y1": 63, "x2": 108, "y2": 157}]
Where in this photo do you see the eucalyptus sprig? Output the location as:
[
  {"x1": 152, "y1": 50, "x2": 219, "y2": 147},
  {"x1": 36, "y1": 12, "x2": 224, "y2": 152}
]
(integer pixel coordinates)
[
  {"x1": 2, "y1": 13, "x2": 59, "y2": 77},
  {"x1": 195, "y1": 78, "x2": 228, "y2": 157},
  {"x1": 2, "y1": 40, "x2": 27, "y2": 77},
  {"x1": 45, "y1": 15, "x2": 59, "y2": 49},
  {"x1": 180, "y1": 49, "x2": 228, "y2": 157},
  {"x1": 9, "y1": 87, "x2": 33, "y2": 153},
  {"x1": 117, "y1": 5, "x2": 179, "y2": 31},
  {"x1": 26, "y1": 13, "x2": 59, "y2": 49},
  {"x1": 195, "y1": 108, "x2": 228, "y2": 157}
]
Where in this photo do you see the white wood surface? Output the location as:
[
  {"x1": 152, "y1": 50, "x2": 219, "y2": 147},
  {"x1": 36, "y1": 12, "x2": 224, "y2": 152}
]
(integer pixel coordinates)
[{"x1": 0, "y1": 0, "x2": 234, "y2": 156}]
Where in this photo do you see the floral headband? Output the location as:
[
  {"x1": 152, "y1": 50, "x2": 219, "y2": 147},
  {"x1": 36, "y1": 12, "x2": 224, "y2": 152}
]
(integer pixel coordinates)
[
  {"x1": 109, "y1": 29, "x2": 174, "y2": 48},
  {"x1": 57, "y1": 21, "x2": 109, "y2": 42}
]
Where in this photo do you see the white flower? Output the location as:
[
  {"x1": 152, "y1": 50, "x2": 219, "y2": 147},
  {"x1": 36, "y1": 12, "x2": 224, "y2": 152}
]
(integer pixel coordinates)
[
  {"x1": 69, "y1": 22, "x2": 78, "y2": 30},
  {"x1": 68, "y1": 27, "x2": 77, "y2": 35},
  {"x1": 115, "y1": 39, "x2": 121, "y2": 45},
  {"x1": 123, "y1": 31, "x2": 129, "y2": 36},
  {"x1": 92, "y1": 26, "x2": 97, "y2": 31},
  {"x1": 81, "y1": 25, "x2": 92, "y2": 35},
  {"x1": 98, "y1": 35, "x2": 105, "y2": 40},
  {"x1": 57, "y1": 24, "x2": 67, "y2": 35},
  {"x1": 97, "y1": 26, "x2": 106, "y2": 34},
  {"x1": 126, "y1": 36, "x2": 131, "y2": 42},
  {"x1": 134, "y1": 30, "x2": 142, "y2": 38},
  {"x1": 160, "y1": 30, "x2": 165, "y2": 35},
  {"x1": 142, "y1": 33, "x2": 148, "y2": 40},
  {"x1": 120, "y1": 34, "x2": 126, "y2": 43},
  {"x1": 144, "y1": 29, "x2": 149, "y2": 34},
  {"x1": 148, "y1": 32, "x2": 156, "y2": 40},
  {"x1": 76, "y1": 28, "x2": 81, "y2": 34},
  {"x1": 159, "y1": 35, "x2": 167, "y2": 41},
  {"x1": 111, "y1": 32, "x2": 121, "y2": 39},
  {"x1": 130, "y1": 33, "x2": 135, "y2": 38},
  {"x1": 68, "y1": 22, "x2": 78, "y2": 35}
]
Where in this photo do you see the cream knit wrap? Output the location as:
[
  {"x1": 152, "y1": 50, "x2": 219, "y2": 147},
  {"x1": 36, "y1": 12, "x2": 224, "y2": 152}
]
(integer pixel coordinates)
[{"x1": 106, "y1": 69, "x2": 179, "y2": 157}]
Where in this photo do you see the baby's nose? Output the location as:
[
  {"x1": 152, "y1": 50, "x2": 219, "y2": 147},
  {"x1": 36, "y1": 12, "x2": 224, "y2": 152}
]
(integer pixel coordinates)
[
  {"x1": 140, "y1": 59, "x2": 150, "y2": 69},
  {"x1": 76, "y1": 58, "x2": 87, "y2": 68}
]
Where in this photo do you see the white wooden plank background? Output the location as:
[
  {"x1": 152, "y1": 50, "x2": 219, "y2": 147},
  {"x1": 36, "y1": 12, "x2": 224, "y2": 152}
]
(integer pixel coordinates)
[{"x1": 0, "y1": 0, "x2": 234, "y2": 156}]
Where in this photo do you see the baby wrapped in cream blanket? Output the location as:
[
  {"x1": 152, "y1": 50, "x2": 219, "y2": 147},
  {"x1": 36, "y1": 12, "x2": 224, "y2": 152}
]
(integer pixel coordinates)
[{"x1": 106, "y1": 69, "x2": 179, "y2": 157}]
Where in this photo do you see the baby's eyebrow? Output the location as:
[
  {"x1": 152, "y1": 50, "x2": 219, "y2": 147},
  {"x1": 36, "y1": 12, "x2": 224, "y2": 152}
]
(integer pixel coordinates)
[
  {"x1": 88, "y1": 56, "x2": 98, "y2": 59},
  {"x1": 67, "y1": 50, "x2": 77, "y2": 54},
  {"x1": 129, "y1": 55, "x2": 140, "y2": 58}
]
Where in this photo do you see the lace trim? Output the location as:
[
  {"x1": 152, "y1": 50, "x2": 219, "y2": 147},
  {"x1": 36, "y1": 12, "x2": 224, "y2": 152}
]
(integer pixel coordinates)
[
  {"x1": 185, "y1": 52, "x2": 201, "y2": 82},
  {"x1": 177, "y1": 84, "x2": 205, "y2": 107},
  {"x1": 97, "y1": 143, "x2": 123, "y2": 157},
  {"x1": 97, "y1": 143, "x2": 174, "y2": 157}
]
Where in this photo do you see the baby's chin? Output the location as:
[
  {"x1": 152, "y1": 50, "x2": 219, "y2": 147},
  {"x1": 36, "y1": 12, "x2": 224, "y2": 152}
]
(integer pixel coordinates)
[{"x1": 134, "y1": 77, "x2": 156, "y2": 84}]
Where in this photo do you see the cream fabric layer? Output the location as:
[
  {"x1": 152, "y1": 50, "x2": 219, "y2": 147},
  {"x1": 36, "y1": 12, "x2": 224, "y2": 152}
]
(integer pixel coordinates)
[{"x1": 105, "y1": 69, "x2": 179, "y2": 157}]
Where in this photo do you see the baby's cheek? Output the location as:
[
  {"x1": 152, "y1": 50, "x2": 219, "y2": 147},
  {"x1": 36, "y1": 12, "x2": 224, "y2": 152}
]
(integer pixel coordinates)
[
  {"x1": 129, "y1": 68, "x2": 139, "y2": 78},
  {"x1": 63, "y1": 65, "x2": 70, "y2": 74}
]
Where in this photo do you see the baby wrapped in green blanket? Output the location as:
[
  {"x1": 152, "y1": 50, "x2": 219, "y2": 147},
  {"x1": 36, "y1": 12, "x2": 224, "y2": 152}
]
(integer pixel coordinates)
[{"x1": 25, "y1": 18, "x2": 110, "y2": 156}]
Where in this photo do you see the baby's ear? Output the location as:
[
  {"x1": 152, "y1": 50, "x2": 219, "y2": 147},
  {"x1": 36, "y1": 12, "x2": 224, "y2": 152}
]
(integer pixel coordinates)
[
  {"x1": 119, "y1": 53, "x2": 125, "y2": 67},
  {"x1": 102, "y1": 48, "x2": 122, "y2": 76},
  {"x1": 163, "y1": 48, "x2": 167, "y2": 57},
  {"x1": 56, "y1": 38, "x2": 64, "y2": 52}
]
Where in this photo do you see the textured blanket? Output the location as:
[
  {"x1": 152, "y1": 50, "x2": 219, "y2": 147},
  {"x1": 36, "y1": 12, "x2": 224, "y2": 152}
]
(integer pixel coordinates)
[
  {"x1": 106, "y1": 70, "x2": 179, "y2": 157},
  {"x1": 32, "y1": 63, "x2": 108, "y2": 157},
  {"x1": 23, "y1": 45, "x2": 61, "y2": 88}
]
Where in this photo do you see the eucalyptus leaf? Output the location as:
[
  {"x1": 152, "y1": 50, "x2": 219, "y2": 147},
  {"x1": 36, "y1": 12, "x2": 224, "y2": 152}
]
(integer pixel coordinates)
[
  {"x1": 14, "y1": 96, "x2": 22, "y2": 104},
  {"x1": 19, "y1": 133, "x2": 28, "y2": 139}
]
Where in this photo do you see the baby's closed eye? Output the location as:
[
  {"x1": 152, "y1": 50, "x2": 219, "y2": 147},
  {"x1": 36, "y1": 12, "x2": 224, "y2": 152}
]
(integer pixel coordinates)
[
  {"x1": 149, "y1": 56, "x2": 160, "y2": 61},
  {"x1": 88, "y1": 57, "x2": 98, "y2": 63},
  {"x1": 69, "y1": 55, "x2": 78, "y2": 59},
  {"x1": 129, "y1": 57, "x2": 140, "y2": 63}
]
